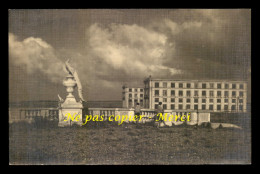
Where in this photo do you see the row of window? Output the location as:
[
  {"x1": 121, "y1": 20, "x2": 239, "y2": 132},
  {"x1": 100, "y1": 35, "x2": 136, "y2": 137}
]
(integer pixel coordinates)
[
  {"x1": 128, "y1": 88, "x2": 144, "y2": 92},
  {"x1": 155, "y1": 98, "x2": 244, "y2": 103},
  {"x1": 154, "y1": 82, "x2": 244, "y2": 89},
  {"x1": 128, "y1": 99, "x2": 144, "y2": 103},
  {"x1": 127, "y1": 102, "x2": 144, "y2": 106},
  {"x1": 128, "y1": 94, "x2": 144, "y2": 98},
  {"x1": 154, "y1": 90, "x2": 244, "y2": 97},
  {"x1": 155, "y1": 104, "x2": 244, "y2": 111}
]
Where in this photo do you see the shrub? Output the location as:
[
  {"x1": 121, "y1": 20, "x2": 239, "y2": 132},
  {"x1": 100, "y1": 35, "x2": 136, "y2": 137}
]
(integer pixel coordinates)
[
  {"x1": 218, "y1": 124, "x2": 223, "y2": 129},
  {"x1": 200, "y1": 122, "x2": 211, "y2": 129}
]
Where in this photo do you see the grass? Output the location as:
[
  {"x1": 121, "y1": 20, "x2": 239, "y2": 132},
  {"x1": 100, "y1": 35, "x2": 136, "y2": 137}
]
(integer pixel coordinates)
[{"x1": 9, "y1": 121, "x2": 251, "y2": 165}]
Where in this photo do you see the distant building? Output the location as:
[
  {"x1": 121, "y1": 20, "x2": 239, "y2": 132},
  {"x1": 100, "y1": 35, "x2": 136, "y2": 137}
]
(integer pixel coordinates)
[
  {"x1": 122, "y1": 76, "x2": 248, "y2": 113},
  {"x1": 122, "y1": 85, "x2": 144, "y2": 108}
]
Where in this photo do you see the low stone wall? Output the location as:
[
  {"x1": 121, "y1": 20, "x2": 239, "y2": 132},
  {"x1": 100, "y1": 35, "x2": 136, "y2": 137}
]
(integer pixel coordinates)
[
  {"x1": 9, "y1": 108, "x2": 21, "y2": 123},
  {"x1": 197, "y1": 112, "x2": 211, "y2": 125},
  {"x1": 9, "y1": 107, "x2": 59, "y2": 123},
  {"x1": 9, "y1": 107, "x2": 210, "y2": 127}
]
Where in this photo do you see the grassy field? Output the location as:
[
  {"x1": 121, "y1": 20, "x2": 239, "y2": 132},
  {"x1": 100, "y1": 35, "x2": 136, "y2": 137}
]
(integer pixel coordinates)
[{"x1": 9, "y1": 121, "x2": 251, "y2": 165}]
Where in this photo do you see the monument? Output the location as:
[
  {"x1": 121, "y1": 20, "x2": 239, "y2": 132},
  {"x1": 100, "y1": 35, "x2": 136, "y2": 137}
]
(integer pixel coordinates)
[{"x1": 58, "y1": 59, "x2": 85, "y2": 127}]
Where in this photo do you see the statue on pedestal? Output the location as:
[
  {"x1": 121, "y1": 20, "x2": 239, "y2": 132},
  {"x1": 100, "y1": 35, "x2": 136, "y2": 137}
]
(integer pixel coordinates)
[
  {"x1": 64, "y1": 59, "x2": 85, "y2": 103},
  {"x1": 58, "y1": 59, "x2": 85, "y2": 127}
]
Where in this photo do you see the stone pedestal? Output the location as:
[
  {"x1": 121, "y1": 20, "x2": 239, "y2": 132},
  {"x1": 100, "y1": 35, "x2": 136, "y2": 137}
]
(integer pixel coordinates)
[
  {"x1": 58, "y1": 74, "x2": 83, "y2": 127},
  {"x1": 58, "y1": 97, "x2": 83, "y2": 127}
]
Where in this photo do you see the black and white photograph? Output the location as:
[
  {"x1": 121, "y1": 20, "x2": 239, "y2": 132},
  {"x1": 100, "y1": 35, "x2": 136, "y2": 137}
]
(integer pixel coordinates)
[{"x1": 9, "y1": 9, "x2": 251, "y2": 165}]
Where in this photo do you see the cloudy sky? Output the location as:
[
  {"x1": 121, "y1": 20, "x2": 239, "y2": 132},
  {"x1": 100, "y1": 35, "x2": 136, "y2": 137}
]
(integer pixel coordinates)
[{"x1": 9, "y1": 9, "x2": 251, "y2": 102}]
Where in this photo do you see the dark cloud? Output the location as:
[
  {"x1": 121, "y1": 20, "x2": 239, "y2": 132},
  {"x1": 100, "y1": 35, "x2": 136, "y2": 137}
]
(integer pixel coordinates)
[{"x1": 9, "y1": 9, "x2": 251, "y2": 102}]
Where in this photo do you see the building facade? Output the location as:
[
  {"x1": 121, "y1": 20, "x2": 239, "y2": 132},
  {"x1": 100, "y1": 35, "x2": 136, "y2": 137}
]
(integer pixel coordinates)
[
  {"x1": 122, "y1": 85, "x2": 144, "y2": 108},
  {"x1": 143, "y1": 77, "x2": 247, "y2": 113}
]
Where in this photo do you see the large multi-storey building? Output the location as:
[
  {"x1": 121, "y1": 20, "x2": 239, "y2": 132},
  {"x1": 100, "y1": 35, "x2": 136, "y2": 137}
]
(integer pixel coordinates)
[
  {"x1": 143, "y1": 77, "x2": 247, "y2": 112},
  {"x1": 122, "y1": 85, "x2": 144, "y2": 108}
]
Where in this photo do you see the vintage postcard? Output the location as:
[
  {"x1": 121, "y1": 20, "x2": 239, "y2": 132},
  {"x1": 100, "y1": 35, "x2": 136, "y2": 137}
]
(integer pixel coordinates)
[{"x1": 9, "y1": 9, "x2": 251, "y2": 165}]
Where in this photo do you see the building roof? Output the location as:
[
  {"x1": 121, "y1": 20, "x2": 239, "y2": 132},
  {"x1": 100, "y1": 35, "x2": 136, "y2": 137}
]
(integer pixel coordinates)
[
  {"x1": 122, "y1": 85, "x2": 144, "y2": 89},
  {"x1": 145, "y1": 78, "x2": 247, "y2": 83}
]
